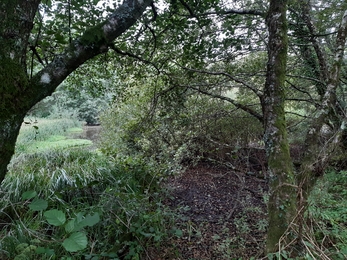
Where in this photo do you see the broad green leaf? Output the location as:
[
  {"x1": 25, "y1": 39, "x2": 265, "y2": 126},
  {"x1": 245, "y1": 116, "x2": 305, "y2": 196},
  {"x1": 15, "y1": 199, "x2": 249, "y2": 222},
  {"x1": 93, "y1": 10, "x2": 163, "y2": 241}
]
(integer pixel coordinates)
[
  {"x1": 35, "y1": 246, "x2": 54, "y2": 256},
  {"x1": 76, "y1": 212, "x2": 84, "y2": 222},
  {"x1": 44, "y1": 209, "x2": 66, "y2": 226},
  {"x1": 81, "y1": 213, "x2": 100, "y2": 227},
  {"x1": 29, "y1": 199, "x2": 48, "y2": 211},
  {"x1": 65, "y1": 219, "x2": 76, "y2": 233},
  {"x1": 22, "y1": 190, "x2": 37, "y2": 200},
  {"x1": 62, "y1": 232, "x2": 88, "y2": 252}
]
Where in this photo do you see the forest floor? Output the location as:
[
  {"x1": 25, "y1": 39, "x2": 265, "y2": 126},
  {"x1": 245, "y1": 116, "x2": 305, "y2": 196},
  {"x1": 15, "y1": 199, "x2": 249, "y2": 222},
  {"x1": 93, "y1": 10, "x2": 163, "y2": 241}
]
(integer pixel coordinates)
[{"x1": 153, "y1": 162, "x2": 269, "y2": 259}]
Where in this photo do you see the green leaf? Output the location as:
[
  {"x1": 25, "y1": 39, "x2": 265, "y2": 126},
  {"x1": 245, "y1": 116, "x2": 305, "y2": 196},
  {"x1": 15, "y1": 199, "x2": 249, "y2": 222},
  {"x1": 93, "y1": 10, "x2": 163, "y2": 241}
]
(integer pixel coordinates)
[
  {"x1": 174, "y1": 229, "x2": 183, "y2": 237},
  {"x1": 22, "y1": 190, "x2": 37, "y2": 200},
  {"x1": 62, "y1": 232, "x2": 88, "y2": 252},
  {"x1": 81, "y1": 213, "x2": 100, "y2": 227},
  {"x1": 44, "y1": 209, "x2": 66, "y2": 226},
  {"x1": 35, "y1": 246, "x2": 54, "y2": 256},
  {"x1": 29, "y1": 199, "x2": 48, "y2": 211},
  {"x1": 65, "y1": 219, "x2": 76, "y2": 233}
]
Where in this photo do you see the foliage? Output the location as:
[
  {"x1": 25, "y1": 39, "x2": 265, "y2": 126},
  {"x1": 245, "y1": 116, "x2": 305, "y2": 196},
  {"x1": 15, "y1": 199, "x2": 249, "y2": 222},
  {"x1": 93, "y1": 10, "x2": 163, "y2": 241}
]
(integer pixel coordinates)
[
  {"x1": 1, "y1": 146, "x2": 176, "y2": 259},
  {"x1": 307, "y1": 170, "x2": 347, "y2": 259},
  {"x1": 100, "y1": 75, "x2": 264, "y2": 173},
  {"x1": 14, "y1": 118, "x2": 90, "y2": 154},
  {"x1": 28, "y1": 82, "x2": 112, "y2": 125}
]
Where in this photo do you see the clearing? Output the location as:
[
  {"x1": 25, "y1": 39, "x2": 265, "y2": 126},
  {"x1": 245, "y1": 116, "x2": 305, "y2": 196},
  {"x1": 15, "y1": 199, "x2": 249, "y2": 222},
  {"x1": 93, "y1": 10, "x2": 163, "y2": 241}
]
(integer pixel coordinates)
[{"x1": 153, "y1": 162, "x2": 269, "y2": 259}]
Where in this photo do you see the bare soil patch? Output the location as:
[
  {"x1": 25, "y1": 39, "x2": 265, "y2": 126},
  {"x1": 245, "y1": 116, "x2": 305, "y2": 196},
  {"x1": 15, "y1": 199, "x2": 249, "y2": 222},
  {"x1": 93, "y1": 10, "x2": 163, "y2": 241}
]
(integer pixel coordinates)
[{"x1": 155, "y1": 163, "x2": 269, "y2": 259}]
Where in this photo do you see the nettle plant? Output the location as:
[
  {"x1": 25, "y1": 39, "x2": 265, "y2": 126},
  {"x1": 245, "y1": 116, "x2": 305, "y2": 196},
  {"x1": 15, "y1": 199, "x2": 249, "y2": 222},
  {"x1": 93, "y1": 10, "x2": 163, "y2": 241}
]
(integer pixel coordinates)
[{"x1": 20, "y1": 190, "x2": 100, "y2": 258}]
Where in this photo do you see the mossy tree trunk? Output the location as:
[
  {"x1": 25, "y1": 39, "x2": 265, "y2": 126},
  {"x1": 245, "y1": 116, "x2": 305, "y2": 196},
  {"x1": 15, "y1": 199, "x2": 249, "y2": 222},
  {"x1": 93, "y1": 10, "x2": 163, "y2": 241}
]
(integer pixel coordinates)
[
  {"x1": 263, "y1": 3, "x2": 347, "y2": 253},
  {"x1": 263, "y1": 0, "x2": 297, "y2": 254},
  {"x1": 0, "y1": 0, "x2": 152, "y2": 183}
]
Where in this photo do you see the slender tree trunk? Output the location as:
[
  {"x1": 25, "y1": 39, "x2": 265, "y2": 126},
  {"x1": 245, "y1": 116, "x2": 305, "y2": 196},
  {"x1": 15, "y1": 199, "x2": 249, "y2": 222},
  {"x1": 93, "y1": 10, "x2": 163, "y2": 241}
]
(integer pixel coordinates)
[
  {"x1": 263, "y1": 0, "x2": 297, "y2": 254},
  {"x1": 298, "y1": 9, "x2": 347, "y2": 209}
]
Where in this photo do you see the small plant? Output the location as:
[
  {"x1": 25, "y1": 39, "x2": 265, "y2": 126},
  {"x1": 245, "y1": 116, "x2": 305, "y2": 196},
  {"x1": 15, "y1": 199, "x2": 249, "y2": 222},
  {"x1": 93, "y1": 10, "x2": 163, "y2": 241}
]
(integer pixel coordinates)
[
  {"x1": 307, "y1": 170, "x2": 347, "y2": 259},
  {"x1": 21, "y1": 190, "x2": 100, "y2": 257}
]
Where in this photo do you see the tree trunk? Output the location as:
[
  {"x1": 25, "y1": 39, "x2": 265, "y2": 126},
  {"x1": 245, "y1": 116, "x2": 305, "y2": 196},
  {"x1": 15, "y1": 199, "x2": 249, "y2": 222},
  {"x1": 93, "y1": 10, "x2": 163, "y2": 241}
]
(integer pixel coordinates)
[
  {"x1": 298, "y1": 9, "x2": 347, "y2": 210},
  {"x1": 263, "y1": 0, "x2": 297, "y2": 254},
  {"x1": 0, "y1": 0, "x2": 152, "y2": 184},
  {"x1": 0, "y1": 114, "x2": 26, "y2": 181}
]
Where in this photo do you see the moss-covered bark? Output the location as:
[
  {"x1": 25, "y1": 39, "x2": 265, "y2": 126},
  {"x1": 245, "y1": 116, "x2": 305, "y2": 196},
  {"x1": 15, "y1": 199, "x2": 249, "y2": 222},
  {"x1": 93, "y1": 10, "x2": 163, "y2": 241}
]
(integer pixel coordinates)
[{"x1": 263, "y1": 0, "x2": 297, "y2": 254}]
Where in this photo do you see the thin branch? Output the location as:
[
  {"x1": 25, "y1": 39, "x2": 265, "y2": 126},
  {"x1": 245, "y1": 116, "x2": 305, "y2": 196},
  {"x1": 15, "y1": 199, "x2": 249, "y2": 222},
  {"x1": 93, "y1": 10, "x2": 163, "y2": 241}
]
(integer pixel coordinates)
[
  {"x1": 29, "y1": 45, "x2": 44, "y2": 66},
  {"x1": 286, "y1": 74, "x2": 324, "y2": 84},
  {"x1": 109, "y1": 45, "x2": 160, "y2": 74},
  {"x1": 285, "y1": 79, "x2": 320, "y2": 107},
  {"x1": 188, "y1": 85, "x2": 263, "y2": 122},
  {"x1": 149, "y1": 2, "x2": 158, "y2": 22},
  {"x1": 297, "y1": 3, "x2": 329, "y2": 85},
  {"x1": 178, "y1": 0, "x2": 196, "y2": 18},
  {"x1": 68, "y1": 0, "x2": 72, "y2": 44},
  {"x1": 285, "y1": 111, "x2": 310, "y2": 119},
  {"x1": 176, "y1": 64, "x2": 264, "y2": 98},
  {"x1": 143, "y1": 23, "x2": 157, "y2": 60},
  {"x1": 181, "y1": 9, "x2": 265, "y2": 18}
]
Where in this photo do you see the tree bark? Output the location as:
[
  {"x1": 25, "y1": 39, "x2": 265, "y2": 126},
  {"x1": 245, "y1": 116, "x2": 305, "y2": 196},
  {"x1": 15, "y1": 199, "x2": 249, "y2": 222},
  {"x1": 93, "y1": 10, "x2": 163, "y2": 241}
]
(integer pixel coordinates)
[
  {"x1": 263, "y1": 0, "x2": 297, "y2": 254},
  {"x1": 0, "y1": 0, "x2": 152, "y2": 183}
]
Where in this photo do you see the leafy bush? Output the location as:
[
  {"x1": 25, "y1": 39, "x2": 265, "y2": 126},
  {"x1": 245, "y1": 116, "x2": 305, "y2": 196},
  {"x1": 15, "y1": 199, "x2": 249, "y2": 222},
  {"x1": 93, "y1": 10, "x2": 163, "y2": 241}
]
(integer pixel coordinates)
[{"x1": 100, "y1": 83, "x2": 264, "y2": 171}]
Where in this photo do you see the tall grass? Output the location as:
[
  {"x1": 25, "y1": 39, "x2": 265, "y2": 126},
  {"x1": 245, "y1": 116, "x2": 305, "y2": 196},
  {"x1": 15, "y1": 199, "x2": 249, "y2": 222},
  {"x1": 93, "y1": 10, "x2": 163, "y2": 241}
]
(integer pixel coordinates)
[
  {"x1": 1, "y1": 144, "x2": 175, "y2": 259},
  {"x1": 15, "y1": 118, "x2": 90, "y2": 154}
]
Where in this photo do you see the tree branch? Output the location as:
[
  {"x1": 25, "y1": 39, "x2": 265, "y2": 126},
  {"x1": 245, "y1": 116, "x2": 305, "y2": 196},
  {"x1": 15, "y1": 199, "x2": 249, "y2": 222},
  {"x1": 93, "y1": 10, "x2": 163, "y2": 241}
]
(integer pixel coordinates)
[
  {"x1": 188, "y1": 85, "x2": 263, "y2": 122},
  {"x1": 178, "y1": 8, "x2": 265, "y2": 18},
  {"x1": 176, "y1": 64, "x2": 264, "y2": 98},
  {"x1": 109, "y1": 44, "x2": 160, "y2": 73},
  {"x1": 297, "y1": 2, "x2": 329, "y2": 85},
  {"x1": 27, "y1": 0, "x2": 152, "y2": 109}
]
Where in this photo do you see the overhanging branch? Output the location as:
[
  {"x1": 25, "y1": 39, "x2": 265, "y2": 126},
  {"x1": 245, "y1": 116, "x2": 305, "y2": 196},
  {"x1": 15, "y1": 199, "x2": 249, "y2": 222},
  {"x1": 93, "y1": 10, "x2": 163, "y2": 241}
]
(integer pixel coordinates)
[
  {"x1": 188, "y1": 85, "x2": 263, "y2": 122},
  {"x1": 27, "y1": 0, "x2": 153, "y2": 109},
  {"x1": 177, "y1": 64, "x2": 264, "y2": 98}
]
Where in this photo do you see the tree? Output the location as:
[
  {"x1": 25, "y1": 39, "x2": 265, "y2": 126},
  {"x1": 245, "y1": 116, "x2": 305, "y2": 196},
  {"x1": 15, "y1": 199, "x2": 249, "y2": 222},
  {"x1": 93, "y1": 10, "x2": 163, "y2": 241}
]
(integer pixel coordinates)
[
  {"x1": 263, "y1": 0, "x2": 297, "y2": 253},
  {"x1": 0, "y1": 0, "x2": 152, "y2": 183}
]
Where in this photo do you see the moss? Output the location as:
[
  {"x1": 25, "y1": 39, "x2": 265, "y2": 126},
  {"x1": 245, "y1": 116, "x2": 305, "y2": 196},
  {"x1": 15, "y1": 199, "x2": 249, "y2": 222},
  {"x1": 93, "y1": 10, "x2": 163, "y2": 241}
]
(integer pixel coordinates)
[{"x1": 0, "y1": 58, "x2": 29, "y2": 113}]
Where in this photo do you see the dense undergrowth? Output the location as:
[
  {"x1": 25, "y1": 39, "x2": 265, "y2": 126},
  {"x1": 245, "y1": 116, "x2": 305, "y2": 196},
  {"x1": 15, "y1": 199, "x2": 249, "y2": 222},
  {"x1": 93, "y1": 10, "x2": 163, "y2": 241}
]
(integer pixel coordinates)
[
  {"x1": 0, "y1": 118, "x2": 179, "y2": 260},
  {"x1": 305, "y1": 170, "x2": 347, "y2": 259}
]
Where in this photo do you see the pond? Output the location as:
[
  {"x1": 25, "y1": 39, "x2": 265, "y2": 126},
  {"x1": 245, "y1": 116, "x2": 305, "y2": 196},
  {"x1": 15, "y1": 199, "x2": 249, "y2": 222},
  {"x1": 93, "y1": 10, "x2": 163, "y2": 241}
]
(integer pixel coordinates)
[{"x1": 71, "y1": 125, "x2": 102, "y2": 149}]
